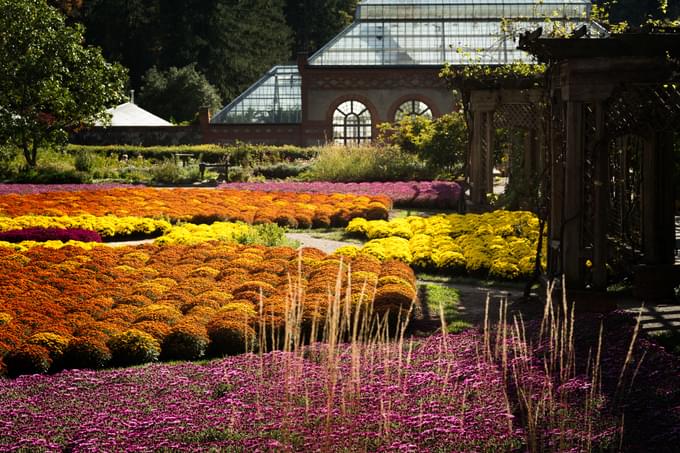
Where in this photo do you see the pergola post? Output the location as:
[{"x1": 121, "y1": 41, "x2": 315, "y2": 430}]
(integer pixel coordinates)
[
  {"x1": 642, "y1": 131, "x2": 676, "y2": 265},
  {"x1": 468, "y1": 91, "x2": 497, "y2": 206},
  {"x1": 592, "y1": 101, "x2": 609, "y2": 290},
  {"x1": 563, "y1": 100, "x2": 585, "y2": 289},
  {"x1": 548, "y1": 92, "x2": 565, "y2": 277}
]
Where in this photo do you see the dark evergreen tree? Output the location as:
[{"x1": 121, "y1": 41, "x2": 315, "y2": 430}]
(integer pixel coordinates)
[
  {"x1": 284, "y1": 0, "x2": 358, "y2": 56},
  {"x1": 138, "y1": 64, "x2": 222, "y2": 123},
  {"x1": 81, "y1": 0, "x2": 291, "y2": 103},
  {"x1": 80, "y1": 0, "x2": 162, "y2": 90}
]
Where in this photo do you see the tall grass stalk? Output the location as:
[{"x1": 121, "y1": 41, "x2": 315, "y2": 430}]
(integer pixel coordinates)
[{"x1": 233, "y1": 254, "x2": 646, "y2": 451}]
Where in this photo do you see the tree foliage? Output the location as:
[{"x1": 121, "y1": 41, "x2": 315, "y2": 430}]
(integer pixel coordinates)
[
  {"x1": 284, "y1": 0, "x2": 359, "y2": 56},
  {"x1": 380, "y1": 112, "x2": 468, "y2": 177},
  {"x1": 81, "y1": 0, "x2": 292, "y2": 102},
  {"x1": 593, "y1": 0, "x2": 680, "y2": 26},
  {"x1": 0, "y1": 0, "x2": 127, "y2": 167},
  {"x1": 138, "y1": 65, "x2": 221, "y2": 124},
  {"x1": 47, "y1": 0, "x2": 83, "y2": 16}
]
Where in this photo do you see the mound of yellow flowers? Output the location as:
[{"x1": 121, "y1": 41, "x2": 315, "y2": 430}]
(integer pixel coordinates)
[{"x1": 341, "y1": 210, "x2": 546, "y2": 280}]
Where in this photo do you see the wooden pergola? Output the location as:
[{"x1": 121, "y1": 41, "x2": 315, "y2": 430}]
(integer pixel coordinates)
[{"x1": 518, "y1": 30, "x2": 680, "y2": 297}]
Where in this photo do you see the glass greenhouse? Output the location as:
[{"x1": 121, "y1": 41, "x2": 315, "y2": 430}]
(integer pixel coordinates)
[
  {"x1": 211, "y1": 66, "x2": 301, "y2": 124},
  {"x1": 310, "y1": 0, "x2": 597, "y2": 66},
  {"x1": 212, "y1": 0, "x2": 598, "y2": 125}
]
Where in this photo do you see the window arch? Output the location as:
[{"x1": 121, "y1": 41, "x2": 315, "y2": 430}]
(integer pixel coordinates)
[
  {"x1": 333, "y1": 100, "x2": 372, "y2": 145},
  {"x1": 394, "y1": 100, "x2": 433, "y2": 122}
]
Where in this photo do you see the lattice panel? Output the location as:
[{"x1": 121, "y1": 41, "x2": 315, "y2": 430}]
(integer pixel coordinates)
[
  {"x1": 479, "y1": 112, "x2": 490, "y2": 196},
  {"x1": 607, "y1": 83, "x2": 680, "y2": 136},
  {"x1": 607, "y1": 135, "x2": 644, "y2": 274},
  {"x1": 581, "y1": 103, "x2": 597, "y2": 259},
  {"x1": 494, "y1": 103, "x2": 538, "y2": 129}
]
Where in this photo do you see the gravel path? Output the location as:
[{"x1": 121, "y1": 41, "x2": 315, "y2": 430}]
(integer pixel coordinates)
[
  {"x1": 105, "y1": 239, "x2": 155, "y2": 248},
  {"x1": 286, "y1": 232, "x2": 354, "y2": 254}
]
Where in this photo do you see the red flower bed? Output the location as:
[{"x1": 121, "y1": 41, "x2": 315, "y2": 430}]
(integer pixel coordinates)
[{"x1": 0, "y1": 227, "x2": 102, "y2": 243}]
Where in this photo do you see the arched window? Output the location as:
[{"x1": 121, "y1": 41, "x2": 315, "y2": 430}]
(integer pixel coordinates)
[
  {"x1": 394, "y1": 100, "x2": 432, "y2": 122},
  {"x1": 333, "y1": 100, "x2": 372, "y2": 145}
]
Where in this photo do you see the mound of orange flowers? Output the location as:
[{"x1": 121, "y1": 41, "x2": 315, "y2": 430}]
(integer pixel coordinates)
[
  {"x1": 0, "y1": 188, "x2": 391, "y2": 227},
  {"x1": 0, "y1": 243, "x2": 416, "y2": 376}
]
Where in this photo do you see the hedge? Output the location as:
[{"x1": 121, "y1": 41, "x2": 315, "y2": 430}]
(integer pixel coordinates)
[{"x1": 66, "y1": 144, "x2": 320, "y2": 165}]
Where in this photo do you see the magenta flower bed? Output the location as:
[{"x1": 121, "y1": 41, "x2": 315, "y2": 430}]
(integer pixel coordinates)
[
  {"x1": 0, "y1": 227, "x2": 102, "y2": 243},
  {"x1": 0, "y1": 333, "x2": 522, "y2": 451},
  {"x1": 3, "y1": 317, "x2": 673, "y2": 452},
  {"x1": 219, "y1": 181, "x2": 462, "y2": 208},
  {"x1": 0, "y1": 183, "x2": 139, "y2": 196}
]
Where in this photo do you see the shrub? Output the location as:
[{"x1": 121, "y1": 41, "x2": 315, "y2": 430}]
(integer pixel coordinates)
[
  {"x1": 66, "y1": 144, "x2": 319, "y2": 167},
  {"x1": 74, "y1": 150, "x2": 95, "y2": 172},
  {"x1": 160, "y1": 323, "x2": 209, "y2": 361},
  {"x1": 302, "y1": 144, "x2": 427, "y2": 182},
  {"x1": 62, "y1": 337, "x2": 112, "y2": 370},
  {"x1": 149, "y1": 159, "x2": 183, "y2": 184},
  {"x1": 253, "y1": 162, "x2": 310, "y2": 179},
  {"x1": 107, "y1": 329, "x2": 161, "y2": 366},
  {"x1": 381, "y1": 111, "x2": 467, "y2": 177},
  {"x1": 4, "y1": 345, "x2": 52, "y2": 377}
]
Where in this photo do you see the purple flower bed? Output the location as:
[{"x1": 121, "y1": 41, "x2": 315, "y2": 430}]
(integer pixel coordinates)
[
  {"x1": 0, "y1": 227, "x2": 102, "y2": 243},
  {"x1": 5, "y1": 317, "x2": 673, "y2": 452},
  {"x1": 0, "y1": 333, "x2": 522, "y2": 451},
  {"x1": 219, "y1": 181, "x2": 462, "y2": 209},
  {"x1": 0, "y1": 183, "x2": 139, "y2": 196}
]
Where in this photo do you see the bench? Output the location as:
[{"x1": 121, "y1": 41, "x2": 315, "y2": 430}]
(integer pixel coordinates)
[{"x1": 199, "y1": 157, "x2": 230, "y2": 181}]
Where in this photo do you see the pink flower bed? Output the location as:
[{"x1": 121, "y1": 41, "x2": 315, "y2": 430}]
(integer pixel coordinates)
[
  {"x1": 219, "y1": 181, "x2": 462, "y2": 209},
  {"x1": 0, "y1": 183, "x2": 140, "y2": 196}
]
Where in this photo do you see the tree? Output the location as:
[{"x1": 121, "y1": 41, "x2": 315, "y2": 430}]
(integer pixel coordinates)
[
  {"x1": 381, "y1": 112, "x2": 468, "y2": 177},
  {"x1": 284, "y1": 0, "x2": 358, "y2": 56},
  {"x1": 186, "y1": 0, "x2": 293, "y2": 101},
  {"x1": 48, "y1": 0, "x2": 84, "y2": 16},
  {"x1": 80, "y1": 0, "x2": 162, "y2": 90},
  {"x1": 0, "y1": 0, "x2": 127, "y2": 167},
  {"x1": 81, "y1": 0, "x2": 292, "y2": 103},
  {"x1": 138, "y1": 65, "x2": 221, "y2": 123}
]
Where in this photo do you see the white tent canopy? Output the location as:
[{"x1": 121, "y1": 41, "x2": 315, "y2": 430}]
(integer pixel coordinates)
[{"x1": 96, "y1": 102, "x2": 172, "y2": 127}]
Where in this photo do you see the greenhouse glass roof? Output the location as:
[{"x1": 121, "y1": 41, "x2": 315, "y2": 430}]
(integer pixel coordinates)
[
  {"x1": 212, "y1": 1, "x2": 600, "y2": 124},
  {"x1": 211, "y1": 66, "x2": 301, "y2": 124},
  {"x1": 309, "y1": 0, "x2": 598, "y2": 66}
]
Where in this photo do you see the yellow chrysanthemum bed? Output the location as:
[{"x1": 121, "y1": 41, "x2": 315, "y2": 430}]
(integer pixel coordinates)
[{"x1": 341, "y1": 210, "x2": 546, "y2": 280}]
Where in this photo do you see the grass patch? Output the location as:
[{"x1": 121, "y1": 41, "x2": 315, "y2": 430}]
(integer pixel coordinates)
[
  {"x1": 390, "y1": 207, "x2": 459, "y2": 219},
  {"x1": 419, "y1": 283, "x2": 471, "y2": 333},
  {"x1": 417, "y1": 271, "x2": 528, "y2": 290}
]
